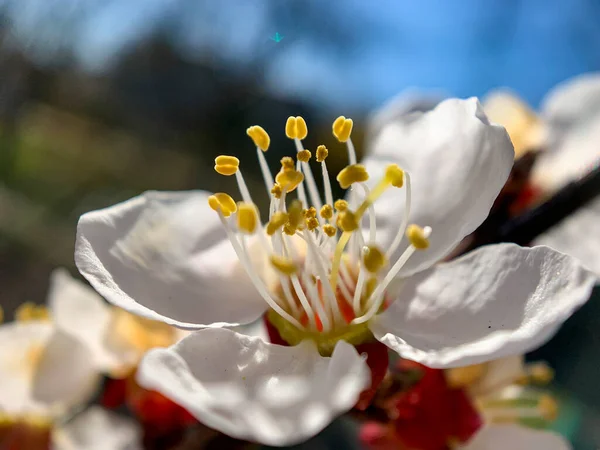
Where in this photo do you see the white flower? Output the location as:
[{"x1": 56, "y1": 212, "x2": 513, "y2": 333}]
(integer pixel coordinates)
[
  {"x1": 528, "y1": 73, "x2": 600, "y2": 277},
  {"x1": 75, "y1": 98, "x2": 595, "y2": 446},
  {"x1": 52, "y1": 406, "x2": 142, "y2": 450},
  {"x1": 49, "y1": 268, "x2": 186, "y2": 377},
  {"x1": 462, "y1": 424, "x2": 570, "y2": 450},
  {"x1": 0, "y1": 316, "x2": 98, "y2": 422}
]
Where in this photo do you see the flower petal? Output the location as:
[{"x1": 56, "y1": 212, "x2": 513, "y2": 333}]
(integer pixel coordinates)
[
  {"x1": 363, "y1": 98, "x2": 514, "y2": 276},
  {"x1": 532, "y1": 195, "x2": 600, "y2": 277},
  {"x1": 48, "y1": 268, "x2": 134, "y2": 374},
  {"x1": 462, "y1": 425, "x2": 570, "y2": 450},
  {"x1": 370, "y1": 244, "x2": 595, "y2": 368},
  {"x1": 75, "y1": 190, "x2": 267, "y2": 329},
  {"x1": 53, "y1": 406, "x2": 142, "y2": 450},
  {"x1": 31, "y1": 330, "x2": 100, "y2": 414},
  {"x1": 137, "y1": 328, "x2": 370, "y2": 446},
  {"x1": 532, "y1": 73, "x2": 600, "y2": 192},
  {"x1": 0, "y1": 322, "x2": 54, "y2": 415}
]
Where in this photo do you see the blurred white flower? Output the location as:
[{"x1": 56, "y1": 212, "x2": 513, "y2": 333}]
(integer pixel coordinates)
[
  {"x1": 52, "y1": 406, "x2": 142, "y2": 450},
  {"x1": 462, "y1": 424, "x2": 570, "y2": 450},
  {"x1": 75, "y1": 98, "x2": 595, "y2": 446}
]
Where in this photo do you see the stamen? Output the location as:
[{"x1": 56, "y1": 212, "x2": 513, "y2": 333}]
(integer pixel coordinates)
[
  {"x1": 275, "y1": 168, "x2": 304, "y2": 193},
  {"x1": 446, "y1": 364, "x2": 487, "y2": 389},
  {"x1": 362, "y1": 244, "x2": 387, "y2": 273},
  {"x1": 214, "y1": 155, "x2": 240, "y2": 176},
  {"x1": 317, "y1": 145, "x2": 334, "y2": 207},
  {"x1": 386, "y1": 172, "x2": 412, "y2": 258},
  {"x1": 236, "y1": 202, "x2": 259, "y2": 234},
  {"x1": 320, "y1": 204, "x2": 333, "y2": 220},
  {"x1": 334, "y1": 199, "x2": 348, "y2": 211},
  {"x1": 246, "y1": 125, "x2": 270, "y2": 151},
  {"x1": 406, "y1": 224, "x2": 431, "y2": 249},
  {"x1": 267, "y1": 212, "x2": 290, "y2": 236},
  {"x1": 332, "y1": 116, "x2": 354, "y2": 144},
  {"x1": 217, "y1": 212, "x2": 303, "y2": 329},
  {"x1": 526, "y1": 362, "x2": 554, "y2": 385},
  {"x1": 207, "y1": 193, "x2": 237, "y2": 217},
  {"x1": 337, "y1": 164, "x2": 369, "y2": 189},
  {"x1": 270, "y1": 255, "x2": 298, "y2": 275},
  {"x1": 15, "y1": 303, "x2": 50, "y2": 322},
  {"x1": 285, "y1": 116, "x2": 308, "y2": 140},
  {"x1": 353, "y1": 225, "x2": 432, "y2": 324},
  {"x1": 322, "y1": 224, "x2": 337, "y2": 237}
]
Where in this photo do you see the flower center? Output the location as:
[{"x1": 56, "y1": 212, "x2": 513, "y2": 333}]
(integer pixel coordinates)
[{"x1": 210, "y1": 115, "x2": 431, "y2": 347}]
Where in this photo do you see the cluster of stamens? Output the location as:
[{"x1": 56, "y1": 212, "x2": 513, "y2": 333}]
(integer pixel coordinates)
[{"x1": 209, "y1": 115, "x2": 431, "y2": 351}]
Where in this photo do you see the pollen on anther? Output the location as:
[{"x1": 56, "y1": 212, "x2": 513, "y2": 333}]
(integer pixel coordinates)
[
  {"x1": 297, "y1": 149, "x2": 311, "y2": 162},
  {"x1": 362, "y1": 244, "x2": 387, "y2": 273},
  {"x1": 337, "y1": 210, "x2": 359, "y2": 232},
  {"x1": 214, "y1": 155, "x2": 240, "y2": 176},
  {"x1": 323, "y1": 224, "x2": 337, "y2": 237},
  {"x1": 320, "y1": 204, "x2": 333, "y2": 219},
  {"x1": 316, "y1": 145, "x2": 329, "y2": 162},
  {"x1": 271, "y1": 184, "x2": 283, "y2": 199},
  {"x1": 270, "y1": 255, "x2": 298, "y2": 275},
  {"x1": 237, "y1": 202, "x2": 258, "y2": 234},
  {"x1": 334, "y1": 199, "x2": 348, "y2": 211},
  {"x1": 337, "y1": 164, "x2": 369, "y2": 189},
  {"x1": 246, "y1": 125, "x2": 270, "y2": 151},
  {"x1": 406, "y1": 224, "x2": 430, "y2": 249},
  {"x1": 267, "y1": 212, "x2": 289, "y2": 235},
  {"x1": 275, "y1": 169, "x2": 304, "y2": 193},
  {"x1": 332, "y1": 116, "x2": 353, "y2": 142},
  {"x1": 281, "y1": 156, "x2": 295, "y2": 171},
  {"x1": 385, "y1": 164, "x2": 404, "y2": 188},
  {"x1": 208, "y1": 193, "x2": 237, "y2": 217}
]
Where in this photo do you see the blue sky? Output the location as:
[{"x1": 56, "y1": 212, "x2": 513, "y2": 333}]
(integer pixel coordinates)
[{"x1": 3, "y1": 0, "x2": 600, "y2": 112}]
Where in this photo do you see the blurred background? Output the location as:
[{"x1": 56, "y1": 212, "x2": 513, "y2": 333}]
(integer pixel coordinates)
[{"x1": 0, "y1": 0, "x2": 600, "y2": 448}]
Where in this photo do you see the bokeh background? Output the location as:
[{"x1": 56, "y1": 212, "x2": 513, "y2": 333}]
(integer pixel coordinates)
[{"x1": 0, "y1": 0, "x2": 599, "y2": 448}]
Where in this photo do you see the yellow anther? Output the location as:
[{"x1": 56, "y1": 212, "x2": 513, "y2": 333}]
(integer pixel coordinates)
[
  {"x1": 303, "y1": 206, "x2": 317, "y2": 219},
  {"x1": 271, "y1": 183, "x2": 282, "y2": 199},
  {"x1": 297, "y1": 149, "x2": 311, "y2": 162},
  {"x1": 15, "y1": 302, "x2": 50, "y2": 322},
  {"x1": 406, "y1": 224, "x2": 430, "y2": 250},
  {"x1": 334, "y1": 199, "x2": 348, "y2": 212},
  {"x1": 236, "y1": 202, "x2": 258, "y2": 234},
  {"x1": 323, "y1": 224, "x2": 337, "y2": 237},
  {"x1": 337, "y1": 210, "x2": 359, "y2": 232},
  {"x1": 285, "y1": 116, "x2": 308, "y2": 140},
  {"x1": 266, "y1": 211, "x2": 289, "y2": 235},
  {"x1": 246, "y1": 125, "x2": 270, "y2": 151},
  {"x1": 208, "y1": 193, "x2": 237, "y2": 217},
  {"x1": 320, "y1": 204, "x2": 333, "y2": 220},
  {"x1": 214, "y1": 155, "x2": 240, "y2": 176},
  {"x1": 445, "y1": 364, "x2": 487, "y2": 389},
  {"x1": 275, "y1": 169, "x2": 304, "y2": 193},
  {"x1": 283, "y1": 223, "x2": 296, "y2": 235},
  {"x1": 316, "y1": 145, "x2": 329, "y2": 162},
  {"x1": 270, "y1": 255, "x2": 298, "y2": 275},
  {"x1": 280, "y1": 156, "x2": 295, "y2": 171},
  {"x1": 538, "y1": 395, "x2": 559, "y2": 421},
  {"x1": 306, "y1": 217, "x2": 319, "y2": 231},
  {"x1": 337, "y1": 164, "x2": 369, "y2": 189},
  {"x1": 527, "y1": 362, "x2": 554, "y2": 385},
  {"x1": 362, "y1": 244, "x2": 387, "y2": 273},
  {"x1": 332, "y1": 116, "x2": 353, "y2": 142},
  {"x1": 288, "y1": 200, "x2": 304, "y2": 228},
  {"x1": 384, "y1": 164, "x2": 404, "y2": 188}
]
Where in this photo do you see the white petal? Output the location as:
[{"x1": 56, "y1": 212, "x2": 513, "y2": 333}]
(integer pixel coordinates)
[
  {"x1": 0, "y1": 322, "x2": 54, "y2": 415},
  {"x1": 48, "y1": 268, "x2": 130, "y2": 373},
  {"x1": 533, "y1": 195, "x2": 600, "y2": 278},
  {"x1": 52, "y1": 406, "x2": 142, "y2": 450},
  {"x1": 462, "y1": 425, "x2": 570, "y2": 450},
  {"x1": 0, "y1": 323, "x2": 99, "y2": 418},
  {"x1": 32, "y1": 330, "x2": 100, "y2": 414},
  {"x1": 75, "y1": 190, "x2": 267, "y2": 329},
  {"x1": 370, "y1": 244, "x2": 595, "y2": 368},
  {"x1": 532, "y1": 73, "x2": 600, "y2": 192},
  {"x1": 137, "y1": 328, "x2": 370, "y2": 446},
  {"x1": 541, "y1": 72, "x2": 600, "y2": 137},
  {"x1": 363, "y1": 98, "x2": 514, "y2": 276},
  {"x1": 367, "y1": 89, "x2": 444, "y2": 139}
]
